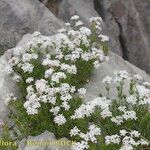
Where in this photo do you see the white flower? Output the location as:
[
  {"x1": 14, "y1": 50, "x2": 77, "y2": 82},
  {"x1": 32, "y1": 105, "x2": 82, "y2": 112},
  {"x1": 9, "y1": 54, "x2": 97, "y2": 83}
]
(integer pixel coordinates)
[
  {"x1": 81, "y1": 53, "x2": 91, "y2": 61},
  {"x1": 93, "y1": 61, "x2": 100, "y2": 68},
  {"x1": 58, "y1": 28, "x2": 66, "y2": 33},
  {"x1": 22, "y1": 53, "x2": 32, "y2": 62},
  {"x1": 21, "y1": 63, "x2": 34, "y2": 73},
  {"x1": 98, "y1": 34, "x2": 109, "y2": 42},
  {"x1": 61, "y1": 101, "x2": 70, "y2": 110},
  {"x1": 54, "y1": 114, "x2": 66, "y2": 126},
  {"x1": 65, "y1": 22, "x2": 71, "y2": 26},
  {"x1": 24, "y1": 94, "x2": 41, "y2": 115},
  {"x1": 111, "y1": 116, "x2": 124, "y2": 125},
  {"x1": 139, "y1": 139, "x2": 149, "y2": 145},
  {"x1": 126, "y1": 95, "x2": 137, "y2": 105},
  {"x1": 136, "y1": 85, "x2": 149, "y2": 98},
  {"x1": 42, "y1": 59, "x2": 60, "y2": 67},
  {"x1": 26, "y1": 85, "x2": 35, "y2": 95},
  {"x1": 26, "y1": 77, "x2": 34, "y2": 84},
  {"x1": 130, "y1": 130, "x2": 140, "y2": 138},
  {"x1": 118, "y1": 106, "x2": 126, "y2": 112},
  {"x1": 78, "y1": 88, "x2": 86, "y2": 96},
  {"x1": 114, "y1": 70, "x2": 129, "y2": 81},
  {"x1": 61, "y1": 64, "x2": 77, "y2": 74},
  {"x1": 35, "y1": 79, "x2": 48, "y2": 94},
  {"x1": 70, "y1": 126, "x2": 80, "y2": 137},
  {"x1": 105, "y1": 134, "x2": 121, "y2": 145},
  {"x1": 79, "y1": 27, "x2": 91, "y2": 36},
  {"x1": 70, "y1": 15, "x2": 80, "y2": 20},
  {"x1": 32, "y1": 31, "x2": 41, "y2": 37},
  {"x1": 60, "y1": 94, "x2": 72, "y2": 101},
  {"x1": 133, "y1": 74, "x2": 142, "y2": 81},
  {"x1": 123, "y1": 110, "x2": 137, "y2": 121},
  {"x1": 120, "y1": 144, "x2": 134, "y2": 150},
  {"x1": 9, "y1": 57, "x2": 20, "y2": 66},
  {"x1": 120, "y1": 130, "x2": 127, "y2": 136},
  {"x1": 102, "y1": 76, "x2": 112, "y2": 84},
  {"x1": 101, "y1": 108, "x2": 112, "y2": 118},
  {"x1": 51, "y1": 72, "x2": 67, "y2": 83},
  {"x1": 50, "y1": 106, "x2": 60, "y2": 115},
  {"x1": 45, "y1": 68, "x2": 54, "y2": 78},
  {"x1": 75, "y1": 21, "x2": 83, "y2": 27},
  {"x1": 89, "y1": 124, "x2": 101, "y2": 136},
  {"x1": 90, "y1": 17, "x2": 102, "y2": 23},
  {"x1": 71, "y1": 141, "x2": 89, "y2": 150}
]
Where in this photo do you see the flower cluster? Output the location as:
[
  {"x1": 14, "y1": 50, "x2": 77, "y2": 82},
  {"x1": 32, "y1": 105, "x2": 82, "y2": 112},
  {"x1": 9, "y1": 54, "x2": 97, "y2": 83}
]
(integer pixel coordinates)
[
  {"x1": 71, "y1": 124, "x2": 101, "y2": 150},
  {"x1": 101, "y1": 71, "x2": 150, "y2": 149},
  {"x1": 7, "y1": 15, "x2": 107, "y2": 118},
  {"x1": 5, "y1": 15, "x2": 110, "y2": 150},
  {"x1": 71, "y1": 97, "x2": 111, "y2": 119},
  {"x1": 105, "y1": 130, "x2": 149, "y2": 150}
]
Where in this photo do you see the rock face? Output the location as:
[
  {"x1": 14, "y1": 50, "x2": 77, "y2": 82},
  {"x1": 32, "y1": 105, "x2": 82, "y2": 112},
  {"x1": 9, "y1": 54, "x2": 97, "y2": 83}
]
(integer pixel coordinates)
[
  {"x1": 40, "y1": 0, "x2": 99, "y2": 26},
  {"x1": 94, "y1": 0, "x2": 150, "y2": 73},
  {"x1": 57, "y1": 0, "x2": 98, "y2": 24},
  {"x1": 18, "y1": 131, "x2": 71, "y2": 150},
  {"x1": 0, "y1": 0, "x2": 65, "y2": 55},
  {"x1": 0, "y1": 51, "x2": 17, "y2": 119}
]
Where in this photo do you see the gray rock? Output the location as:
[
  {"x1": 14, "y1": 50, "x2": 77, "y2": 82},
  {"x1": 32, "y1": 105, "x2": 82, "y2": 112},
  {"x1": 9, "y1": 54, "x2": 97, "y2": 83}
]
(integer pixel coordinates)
[
  {"x1": 0, "y1": 52, "x2": 17, "y2": 119},
  {"x1": 94, "y1": 0, "x2": 150, "y2": 73},
  {"x1": 58, "y1": 0, "x2": 99, "y2": 24},
  {"x1": 0, "y1": 0, "x2": 65, "y2": 55},
  {"x1": 18, "y1": 131, "x2": 71, "y2": 150}
]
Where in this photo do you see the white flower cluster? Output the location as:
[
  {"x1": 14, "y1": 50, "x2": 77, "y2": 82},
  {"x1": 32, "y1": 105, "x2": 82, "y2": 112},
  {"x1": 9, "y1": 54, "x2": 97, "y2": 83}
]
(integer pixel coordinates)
[
  {"x1": 71, "y1": 97, "x2": 112, "y2": 119},
  {"x1": 102, "y1": 70, "x2": 150, "y2": 106},
  {"x1": 111, "y1": 106, "x2": 137, "y2": 125},
  {"x1": 71, "y1": 124, "x2": 101, "y2": 150},
  {"x1": 7, "y1": 15, "x2": 108, "y2": 128},
  {"x1": 105, "y1": 130, "x2": 149, "y2": 150}
]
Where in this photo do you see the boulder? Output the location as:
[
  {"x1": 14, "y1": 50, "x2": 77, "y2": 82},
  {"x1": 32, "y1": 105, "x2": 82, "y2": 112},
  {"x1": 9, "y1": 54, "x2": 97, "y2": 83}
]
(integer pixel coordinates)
[
  {"x1": 57, "y1": 0, "x2": 98, "y2": 24},
  {"x1": 0, "y1": 0, "x2": 65, "y2": 55},
  {"x1": 94, "y1": 0, "x2": 150, "y2": 73},
  {"x1": 18, "y1": 131, "x2": 71, "y2": 150}
]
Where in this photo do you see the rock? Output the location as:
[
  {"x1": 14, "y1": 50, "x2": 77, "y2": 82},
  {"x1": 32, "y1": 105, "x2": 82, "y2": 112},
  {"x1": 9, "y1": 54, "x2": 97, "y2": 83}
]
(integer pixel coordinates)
[
  {"x1": 18, "y1": 131, "x2": 71, "y2": 150},
  {"x1": 0, "y1": 0, "x2": 65, "y2": 55},
  {"x1": 40, "y1": 0, "x2": 99, "y2": 24},
  {"x1": 94, "y1": 0, "x2": 150, "y2": 73},
  {"x1": 0, "y1": 52, "x2": 17, "y2": 119},
  {"x1": 85, "y1": 51, "x2": 150, "y2": 101},
  {"x1": 57, "y1": 0, "x2": 99, "y2": 24}
]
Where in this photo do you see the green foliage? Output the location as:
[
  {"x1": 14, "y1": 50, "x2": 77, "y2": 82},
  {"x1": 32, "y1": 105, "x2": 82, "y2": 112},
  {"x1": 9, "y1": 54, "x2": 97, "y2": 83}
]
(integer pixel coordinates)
[
  {"x1": 139, "y1": 113, "x2": 150, "y2": 140},
  {"x1": 67, "y1": 59, "x2": 94, "y2": 88}
]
